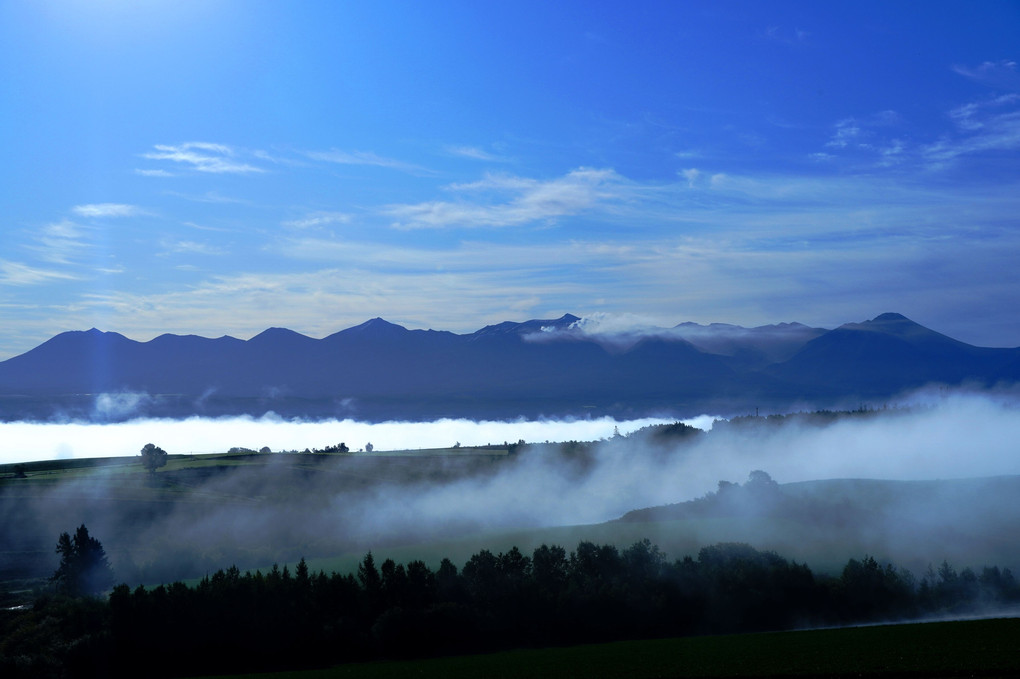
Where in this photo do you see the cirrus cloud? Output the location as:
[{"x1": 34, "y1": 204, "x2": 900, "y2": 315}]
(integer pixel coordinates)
[
  {"x1": 384, "y1": 167, "x2": 625, "y2": 229},
  {"x1": 952, "y1": 60, "x2": 1020, "y2": 91},
  {"x1": 0, "y1": 259, "x2": 80, "y2": 286},
  {"x1": 71, "y1": 203, "x2": 143, "y2": 218},
  {"x1": 142, "y1": 142, "x2": 265, "y2": 174}
]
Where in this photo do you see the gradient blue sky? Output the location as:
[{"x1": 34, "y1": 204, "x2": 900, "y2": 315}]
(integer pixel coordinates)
[{"x1": 2, "y1": 0, "x2": 1019, "y2": 359}]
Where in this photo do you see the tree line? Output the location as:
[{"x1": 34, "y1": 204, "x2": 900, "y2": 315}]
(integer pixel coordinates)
[{"x1": 2, "y1": 533, "x2": 1018, "y2": 678}]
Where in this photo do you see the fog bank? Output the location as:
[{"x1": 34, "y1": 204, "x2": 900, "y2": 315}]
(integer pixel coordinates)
[
  {"x1": 4, "y1": 392, "x2": 1020, "y2": 585},
  {"x1": 0, "y1": 415, "x2": 683, "y2": 464}
]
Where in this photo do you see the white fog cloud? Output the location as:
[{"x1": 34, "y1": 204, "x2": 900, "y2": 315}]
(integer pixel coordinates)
[{"x1": 0, "y1": 415, "x2": 678, "y2": 464}]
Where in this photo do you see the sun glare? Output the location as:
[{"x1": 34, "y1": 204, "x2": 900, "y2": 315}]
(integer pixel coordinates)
[{"x1": 35, "y1": 0, "x2": 223, "y2": 44}]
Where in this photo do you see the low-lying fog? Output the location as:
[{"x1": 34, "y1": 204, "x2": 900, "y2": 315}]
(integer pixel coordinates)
[
  {"x1": 3, "y1": 390, "x2": 1020, "y2": 583},
  {"x1": 3, "y1": 392, "x2": 1017, "y2": 488},
  {"x1": 0, "y1": 415, "x2": 696, "y2": 464}
]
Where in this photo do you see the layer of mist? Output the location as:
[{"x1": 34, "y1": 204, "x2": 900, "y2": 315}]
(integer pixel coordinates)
[
  {"x1": 0, "y1": 415, "x2": 681, "y2": 464},
  {"x1": 2, "y1": 391, "x2": 1019, "y2": 586}
]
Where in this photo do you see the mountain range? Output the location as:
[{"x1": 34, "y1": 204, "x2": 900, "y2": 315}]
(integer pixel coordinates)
[{"x1": 0, "y1": 313, "x2": 1017, "y2": 422}]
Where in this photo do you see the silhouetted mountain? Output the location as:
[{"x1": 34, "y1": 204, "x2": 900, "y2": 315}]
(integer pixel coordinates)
[
  {"x1": 0, "y1": 313, "x2": 1016, "y2": 421},
  {"x1": 765, "y1": 312, "x2": 1020, "y2": 397}
]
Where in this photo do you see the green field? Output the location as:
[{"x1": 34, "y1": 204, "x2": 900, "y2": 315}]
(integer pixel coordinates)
[{"x1": 203, "y1": 617, "x2": 1020, "y2": 679}]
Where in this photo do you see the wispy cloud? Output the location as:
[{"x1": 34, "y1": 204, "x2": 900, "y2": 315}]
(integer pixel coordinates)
[
  {"x1": 821, "y1": 98, "x2": 1020, "y2": 171},
  {"x1": 304, "y1": 148, "x2": 428, "y2": 174},
  {"x1": 71, "y1": 203, "x2": 143, "y2": 218},
  {"x1": 22, "y1": 205, "x2": 141, "y2": 268},
  {"x1": 876, "y1": 139, "x2": 906, "y2": 166},
  {"x1": 949, "y1": 93, "x2": 1020, "y2": 130},
  {"x1": 825, "y1": 118, "x2": 862, "y2": 149},
  {"x1": 445, "y1": 145, "x2": 507, "y2": 162},
  {"x1": 823, "y1": 111, "x2": 901, "y2": 153},
  {"x1": 183, "y1": 221, "x2": 234, "y2": 233},
  {"x1": 159, "y1": 240, "x2": 226, "y2": 256},
  {"x1": 134, "y1": 169, "x2": 175, "y2": 178},
  {"x1": 923, "y1": 94, "x2": 1020, "y2": 166},
  {"x1": 27, "y1": 220, "x2": 90, "y2": 264},
  {"x1": 0, "y1": 259, "x2": 79, "y2": 286},
  {"x1": 142, "y1": 142, "x2": 265, "y2": 174},
  {"x1": 384, "y1": 167, "x2": 624, "y2": 229},
  {"x1": 952, "y1": 60, "x2": 1020, "y2": 91},
  {"x1": 275, "y1": 236, "x2": 627, "y2": 273},
  {"x1": 281, "y1": 211, "x2": 352, "y2": 230}
]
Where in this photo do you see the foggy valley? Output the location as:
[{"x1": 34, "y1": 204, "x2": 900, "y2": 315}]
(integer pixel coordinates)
[{"x1": 4, "y1": 391, "x2": 1019, "y2": 585}]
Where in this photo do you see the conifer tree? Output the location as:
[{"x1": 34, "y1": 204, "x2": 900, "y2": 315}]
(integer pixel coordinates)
[{"x1": 51, "y1": 524, "x2": 114, "y2": 597}]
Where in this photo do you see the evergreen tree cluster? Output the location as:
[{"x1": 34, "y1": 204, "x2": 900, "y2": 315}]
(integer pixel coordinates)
[
  {"x1": 4, "y1": 538, "x2": 1018, "y2": 678},
  {"x1": 50, "y1": 525, "x2": 114, "y2": 598}
]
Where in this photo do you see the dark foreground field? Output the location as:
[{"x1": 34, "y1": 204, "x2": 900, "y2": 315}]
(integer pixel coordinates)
[{"x1": 205, "y1": 617, "x2": 1020, "y2": 679}]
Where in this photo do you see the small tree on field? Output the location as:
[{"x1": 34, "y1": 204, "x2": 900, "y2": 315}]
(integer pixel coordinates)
[
  {"x1": 51, "y1": 524, "x2": 114, "y2": 597},
  {"x1": 140, "y1": 443, "x2": 168, "y2": 473}
]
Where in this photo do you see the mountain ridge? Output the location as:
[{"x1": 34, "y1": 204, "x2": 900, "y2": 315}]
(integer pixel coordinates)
[{"x1": 0, "y1": 313, "x2": 1016, "y2": 422}]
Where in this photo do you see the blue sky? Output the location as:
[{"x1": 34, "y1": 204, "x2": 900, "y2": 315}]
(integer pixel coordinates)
[{"x1": 1, "y1": 0, "x2": 1019, "y2": 359}]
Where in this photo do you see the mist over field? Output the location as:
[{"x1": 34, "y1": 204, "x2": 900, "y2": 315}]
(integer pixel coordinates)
[
  {"x1": 3, "y1": 390, "x2": 1020, "y2": 585},
  {"x1": 342, "y1": 391, "x2": 1020, "y2": 533}
]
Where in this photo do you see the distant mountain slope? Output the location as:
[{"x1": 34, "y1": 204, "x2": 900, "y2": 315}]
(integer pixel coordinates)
[
  {"x1": 0, "y1": 313, "x2": 1016, "y2": 421},
  {"x1": 765, "y1": 313, "x2": 1020, "y2": 397}
]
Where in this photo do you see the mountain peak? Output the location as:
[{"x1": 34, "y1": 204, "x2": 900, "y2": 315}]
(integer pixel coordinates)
[
  {"x1": 248, "y1": 327, "x2": 315, "y2": 347},
  {"x1": 472, "y1": 313, "x2": 580, "y2": 339},
  {"x1": 840, "y1": 313, "x2": 918, "y2": 333},
  {"x1": 344, "y1": 317, "x2": 409, "y2": 336},
  {"x1": 57, "y1": 327, "x2": 129, "y2": 344},
  {"x1": 829, "y1": 312, "x2": 978, "y2": 355},
  {"x1": 251, "y1": 327, "x2": 309, "y2": 339}
]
